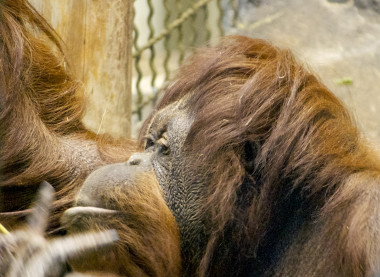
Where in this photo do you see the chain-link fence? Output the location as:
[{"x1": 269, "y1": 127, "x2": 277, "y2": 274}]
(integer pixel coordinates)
[{"x1": 132, "y1": 0, "x2": 239, "y2": 125}]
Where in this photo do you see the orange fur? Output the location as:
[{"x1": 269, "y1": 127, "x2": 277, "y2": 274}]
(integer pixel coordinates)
[
  {"x1": 0, "y1": 0, "x2": 137, "y2": 231},
  {"x1": 150, "y1": 35, "x2": 380, "y2": 276},
  {"x1": 67, "y1": 173, "x2": 181, "y2": 277}
]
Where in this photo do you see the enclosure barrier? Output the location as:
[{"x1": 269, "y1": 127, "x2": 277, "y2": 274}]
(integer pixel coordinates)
[{"x1": 132, "y1": 0, "x2": 238, "y2": 119}]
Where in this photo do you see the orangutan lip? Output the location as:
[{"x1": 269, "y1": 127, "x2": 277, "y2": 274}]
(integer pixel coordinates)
[
  {"x1": 64, "y1": 206, "x2": 118, "y2": 216},
  {"x1": 61, "y1": 207, "x2": 119, "y2": 232}
]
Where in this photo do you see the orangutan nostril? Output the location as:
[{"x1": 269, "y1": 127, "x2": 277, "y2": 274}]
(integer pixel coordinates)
[{"x1": 129, "y1": 158, "x2": 141, "y2": 166}]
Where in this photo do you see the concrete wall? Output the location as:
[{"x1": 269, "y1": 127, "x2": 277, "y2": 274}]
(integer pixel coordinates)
[{"x1": 235, "y1": 0, "x2": 380, "y2": 144}]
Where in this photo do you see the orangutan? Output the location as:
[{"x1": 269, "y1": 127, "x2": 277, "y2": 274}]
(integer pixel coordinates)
[{"x1": 64, "y1": 35, "x2": 380, "y2": 277}]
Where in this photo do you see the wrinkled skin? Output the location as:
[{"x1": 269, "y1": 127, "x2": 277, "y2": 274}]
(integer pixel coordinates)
[
  {"x1": 139, "y1": 101, "x2": 211, "y2": 271},
  {"x1": 61, "y1": 161, "x2": 181, "y2": 276},
  {"x1": 63, "y1": 100, "x2": 203, "y2": 275}
]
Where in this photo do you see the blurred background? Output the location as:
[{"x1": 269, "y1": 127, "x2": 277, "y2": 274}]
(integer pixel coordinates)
[{"x1": 30, "y1": 0, "x2": 380, "y2": 144}]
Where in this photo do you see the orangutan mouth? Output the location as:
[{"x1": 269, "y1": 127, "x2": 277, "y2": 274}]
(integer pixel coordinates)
[{"x1": 61, "y1": 206, "x2": 118, "y2": 230}]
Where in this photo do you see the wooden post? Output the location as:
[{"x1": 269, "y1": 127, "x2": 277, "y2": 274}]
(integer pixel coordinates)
[{"x1": 30, "y1": 0, "x2": 133, "y2": 138}]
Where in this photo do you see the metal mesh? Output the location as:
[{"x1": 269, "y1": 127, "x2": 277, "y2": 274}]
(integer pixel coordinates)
[{"x1": 132, "y1": 0, "x2": 238, "y2": 120}]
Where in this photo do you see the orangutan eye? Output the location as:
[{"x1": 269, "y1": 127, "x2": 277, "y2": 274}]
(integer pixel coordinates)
[
  {"x1": 157, "y1": 133, "x2": 170, "y2": 155},
  {"x1": 145, "y1": 137, "x2": 155, "y2": 150}
]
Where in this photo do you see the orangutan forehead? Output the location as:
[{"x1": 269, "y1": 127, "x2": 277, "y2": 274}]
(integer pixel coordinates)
[{"x1": 145, "y1": 95, "x2": 192, "y2": 137}]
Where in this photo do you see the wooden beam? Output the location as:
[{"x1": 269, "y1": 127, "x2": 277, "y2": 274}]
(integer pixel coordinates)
[{"x1": 30, "y1": 0, "x2": 133, "y2": 138}]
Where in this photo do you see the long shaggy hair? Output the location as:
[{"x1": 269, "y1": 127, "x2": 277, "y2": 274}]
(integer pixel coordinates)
[
  {"x1": 154, "y1": 35, "x2": 380, "y2": 276},
  {"x1": 0, "y1": 0, "x2": 136, "y2": 230},
  {"x1": 0, "y1": 0, "x2": 83, "y2": 184}
]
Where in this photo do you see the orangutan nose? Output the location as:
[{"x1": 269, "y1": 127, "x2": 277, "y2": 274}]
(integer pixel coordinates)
[{"x1": 127, "y1": 153, "x2": 151, "y2": 168}]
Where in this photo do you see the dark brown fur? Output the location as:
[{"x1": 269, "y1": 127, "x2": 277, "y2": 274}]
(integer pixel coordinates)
[
  {"x1": 0, "y1": 1, "x2": 180, "y2": 276},
  {"x1": 0, "y1": 0, "x2": 136, "y2": 231},
  {"x1": 140, "y1": 35, "x2": 380, "y2": 276}
]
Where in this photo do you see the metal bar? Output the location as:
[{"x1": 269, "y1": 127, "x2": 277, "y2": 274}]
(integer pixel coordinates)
[
  {"x1": 229, "y1": 0, "x2": 238, "y2": 27},
  {"x1": 132, "y1": 5, "x2": 143, "y2": 120},
  {"x1": 217, "y1": 0, "x2": 225, "y2": 36},
  {"x1": 176, "y1": 0, "x2": 185, "y2": 65},
  {"x1": 132, "y1": 0, "x2": 214, "y2": 58},
  {"x1": 163, "y1": 0, "x2": 171, "y2": 81},
  {"x1": 203, "y1": 3, "x2": 211, "y2": 42},
  {"x1": 147, "y1": 0, "x2": 157, "y2": 88},
  {"x1": 189, "y1": 6, "x2": 197, "y2": 48}
]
